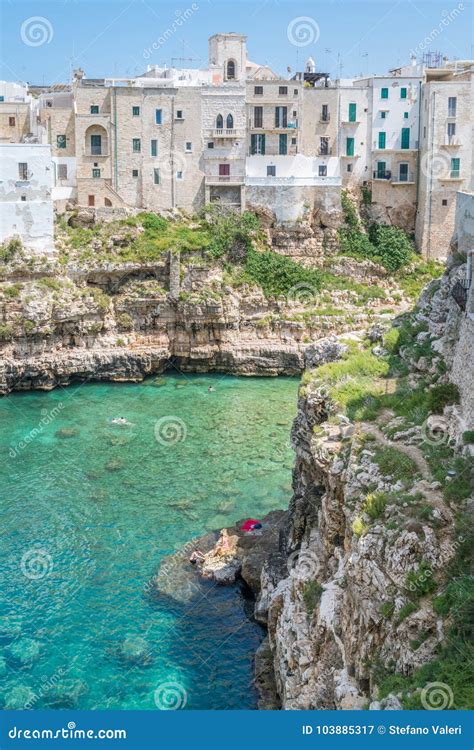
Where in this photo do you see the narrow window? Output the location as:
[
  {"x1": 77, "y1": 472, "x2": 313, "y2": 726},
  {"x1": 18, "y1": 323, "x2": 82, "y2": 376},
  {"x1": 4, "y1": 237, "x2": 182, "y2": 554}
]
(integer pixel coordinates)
[
  {"x1": 185, "y1": 142, "x2": 192, "y2": 152},
  {"x1": 92, "y1": 168, "x2": 101, "y2": 178},
  {"x1": 450, "y1": 157, "x2": 460, "y2": 178},
  {"x1": 219, "y1": 164, "x2": 230, "y2": 176},
  {"x1": 9, "y1": 116, "x2": 15, "y2": 126},
  {"x1": 58, "y1": 164, "x2": 68, "y2": 180},
  {"x1": 398, "y1": 163, "x2": 409, "y2": 182},
  {"x1": 90, "y1": 105, "x2": 99, "y2": 114},
  {"x1": 216, "y1": 114, "x2": 224, "y2": 130},
  {"x1": 176, "y1": 110, "x2": 183, "y2": 119},
  {"x1": 376, "y1": 161, "x2": 386, "y2": 178},
  {"x1": 346, "y1": 137, "x2": 354, "y2": 156},
  {"x1": 321, "y1": 104, "x2": 329, "y2": 122},
  {"x1": 381, "y1": 87, "x2": 389, "y2": 99},
  {"x1": 226, "y1": 60, "x2": 235, "y2": 79},
  {"x1": 250, "y1": 133, "x2": 265, "y2": 155},
  {"x1": 155, "y1": 109, "x2": 162, "y2": 124},
  {"x1": 254, "y1": 86, "x2": 263, "y2": 95},
  {"x1": 267, "y1": 165, "x2": 276, "y2": 177},
  {"x1": 448, "y1": 97, "x2": 457, "y2": 117},
  {"x1": 320, "y1": 137, "x2": 329, "y2": 155},
  {"x1": 347, "y1": 164, "x2": 353, "y2": 172},
  {"x1": 132, "y1": 106, "x2": 140, "y2": 116},
  {"x1": 400, "y1": 87, "x2": 407, "y2": 99},
  {"x1": 150, "y1": 139, "x2": 157, "y2": 157},
  {"x1": 88, "y1": 195, "x2": 95, "y2": 206},
  {"x1": 226, "y1": 113, "x2": 234, "y2": 129},
  {"x1": 279, "y1": 86, "x2": 288, "y2": 95},
  {"x1": 275, "y1": 106, "x2": 287, "y2": 128},
  {"x1": 381, "y1": 111, "x2": 387, "y2": 119},
  {"x1": 279, "y1": 133, "x2": 288, "y2": 155},
  {"x1": 132, "y1": 169, "x2": 139, "y2": 177},
  {"x1": 348, "y1": 103, "x2": 357, "y2": 122},
  {"x1": 254, "y1": 107, "x2": 263, "y2": 128},
  {"x1": 378, "y1": 131, "x2": 386, "y2": 149},
  {"x1": 21, "y1": 195, "x2": 26, "y2": 201},
  {"x1": 57, "y1": 134, "x2": 66, "y2": 149},
  {"x1": 176, "y1": 171, "x2": 183, "y2": 180},
  {"x1": 132, "y1": 138, "x2": 141, "y2": 152},
  {"x1": 18, "y1": 162, "x2": 28, "y2": 180},
  {"x1": 90, "y1": 134, "x2": 102, "y2": 155},
  {"x1": 401, "y1": 127, "x2": 410, "y2": 149},
  {"x1": 153, "y1": 168, "x2": 160, "y2": 185},
  {"x1": 404, "y1": 112, "x2": 409, "y2": 118},
  {"x1": 318, "y1": 165, "x2": 327, "y2": 177}
]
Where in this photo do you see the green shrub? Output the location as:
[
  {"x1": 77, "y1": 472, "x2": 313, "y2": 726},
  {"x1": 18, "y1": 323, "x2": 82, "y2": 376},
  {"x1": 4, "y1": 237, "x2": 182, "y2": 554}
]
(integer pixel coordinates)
[
  {"x1": 0, "y1": 324, "x2": 13, "y2": 341},
  {"x1": 352, "y1": 516, "x2": 369, "y2": 537},
  {"x1": 368, "y1": 224, "x2": 413, "y2": 271},
  {"x1": 341, "y1": 190, "x2": 360, "y2": 228},
  {"x1": 3, "y1": 284, "x2": 22, "y2": 298},
  {"x1": 427, "y1": 383, "x2": 460, "y2": 414},
  {"x1": 397, "y1": 601, "x2": 418, "y2": 622},
  {"x1": 116, "y1": 312, "x2": 134, "y2": 331},
  {"x1": 372, "y1": 446, "x2": 419, "y2": 484},
  {"x1": 380, "y1": 601, "x2": 395, "y2": 618},
  {"x1": 38, "y1": 277, "x2": 62, "y2": 292},
  {"x1": 405, "y1": 561, "x2": 437, "y2": 598},
  {"x1": 0, "y1": 236, "x2": 23, "y2": 262},
  {"x1": 363, "y1": 491, "x2": 388, "y2": 520},
  {"x1": 302, "y1": 580, "x2": 323, "y2": 614},
  {"x1": 463, "y1": 431, "x2": 474, "y2": 445},
  {"x1": 139, "y1": 212, "x2": 168, "y2": 232},
  {"x1": 244, "y1": 249, "x2": 322, "y2": 298}
]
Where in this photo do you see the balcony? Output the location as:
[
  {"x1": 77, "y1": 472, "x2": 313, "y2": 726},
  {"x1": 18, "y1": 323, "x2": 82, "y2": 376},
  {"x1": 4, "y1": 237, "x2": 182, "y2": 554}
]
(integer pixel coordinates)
[
  {"x1": 318, "y1": 147, "x2": 332, "y2": 156},
  {"x1": 391, "y1": 173, "x2": 415, "y2": 185},
  {"x1": 245, "y1": 175, "x2": 340, "y2": 187},
  {"x1": 208, "y1": 128, "x2": 244, "y2": 139},
  {"x1": 441, "y1": 136, "x2": 460, "y2": 148},
  {"x1": 438, "y1": 170, "x2": 463, "y2": 181},
  {"x1": 373, "y1": 170, "x2": 391, "y2": 180},
  {"x1": 205, "y1": 175, "x2": 244, "y2": 185},
  {"x1": 83, "y1": 148, "x2": 109, "y2": 157},
  {"x1": 319, "y1": 114, "x2": 330, "y2": 123}
]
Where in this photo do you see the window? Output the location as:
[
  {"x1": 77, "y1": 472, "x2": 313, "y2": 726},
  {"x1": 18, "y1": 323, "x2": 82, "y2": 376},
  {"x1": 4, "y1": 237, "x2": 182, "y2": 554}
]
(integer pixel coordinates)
[
  {"x1": 207, "y1": 142, "x2": 214, "y2": 149},
  {"x1": 132, "y1": 169, "x2": 139, "y2": 177},
  {"x1": 21, "y1": 195, "x2": 26, "y2": 201},
  {"x1": 90, "y1": 105, "x2": 99, "y2": 114},
  {"x1": 9, "y1": 116, "x2": 15, "y2": 126},
  {"x1": 294, "y1": 88, "x2": 298, "y2": 96},
  {"x1": 185, "y1": 142, "x2": 192, "y2": 152},
  {"x1": 18, "y1": 163, "x2": 28, "y2": 180},
  {"x1": 381, "y1": 87, "x2": 389, "y2": 99},
  {"x1": 442, "y1": 199, "x2": 448, "y2": 206},
  {"x1": 90, "y1": 134, "x2": 102, "y2": 155},
  {"x1": 320, "y1": 137, "x2": 329, "y2": 155},
  {"x1": 318, "y1": 165, "x2": 327, "y2": 177},
  {"x1": 376, "y1": 161, "x2": 386, "y2": 178},
  {"x1": 448, "y1": 97, "x2": 457, "y2": 117},
  {"x1": 450, "y1": 157, "x2": 460, "y2": 178},
  {"x1": 176, "y1": 110, "x2": 183, "y2": 119},
  {"x1": 155, "y1": 109, "x2": 162, "y2": 124},
  {"x1": 398, "y1": 163, "x2": 409, "y2": 182},
  {"x1": 250, "y1": 133, "x2": 265, "y2": 155},
  {"x1": 404, "y1": 112, "x2": 409, "y2": 118},
  {"x1": 219, "y1": 164, "x2": 230, "y2": 176},
  {"x1": 292, "y1": 110, "x2": 297, "y2": 117},
  {"x1": 380, "y1": 111, "x2": 387, "y2": 119},
  {"x1": 57, "y1": 134, "x2": 66, "y2": 149},
  {"x1": 447, "y1": 122, "x2": 456, "y2": 137},
  {"x1": 92, "y1": 168, "x2": 101, "y2": 178},
  {"x1": 291, "y1": 137, "x2": 297, "y2": 145},
  {"x1": 132, "y1": 106, "x2": 140, "y2": 116},
  {"x1": 254, "y1": 106, "x2": 263, "y2": 128},
  {"x1": 226, "y1": 113, "x2": 234, "y2": 129},
  {"x1": 348, "y1": 102, "x2": 357, "y2": 122},
  {"x1": 57, "y1": 164, "x2": 68, "y2": 180},
  {"x1": 347, "y1": 164, "x2": 353, "y2": 172},
  {"x1": 153, "y1": 168, "x2": 160, "y2": 185},
  {"x1": 0, "y1": 96, "x2": 4, "y2": 102},
  {"x1": 346, "y1": 137, "x2": 354, "y2": 157},
  {"x1": 216, "y1": 114, "x2": 224, "y2": 130},
  {"x1": 267, "y1": 165, "x2": 276, "y2": 177},
  {"x1": 378, "y1": 131, "x2": 386, "y2": 149},
  {"x1": 104, "y1": 198, "x2": 112, "y2": 207},
  {"x1": 275, "y1": 106, "x2": 287, "y2": 128},
  {"x1": 88, "y1": 195, "x2": 95, "y2": 206},
  {"x1": 279, "y1": 133, "x2": 287, "y2": 155},
  {"x1": 400, "y1": 87, "x2": 407, "y2": 99},
  {"x1": 226, "y1": 60, "x2": 236, "y2": 79},
  {"x1": 132, "y1": 138, "x2": 141, "y2": 152},
  {"x1": 176, "y1": 171, "x2": 183, "y2": 179},
  {"x1": 279, "y1": 86, "x2": 288, "y2": 95},
  {"x1": 401, "y1": 127, "x2": 410, "y2": 149},
  {"x1": 254, "y1": 86, "x2": 263, "y2": 95},
  {"x1": 321, "y1": 104, "x2": 329, "y2": 122},
  {"x1": 150, "y1": 139, "x2": 158, "y2": 157}
]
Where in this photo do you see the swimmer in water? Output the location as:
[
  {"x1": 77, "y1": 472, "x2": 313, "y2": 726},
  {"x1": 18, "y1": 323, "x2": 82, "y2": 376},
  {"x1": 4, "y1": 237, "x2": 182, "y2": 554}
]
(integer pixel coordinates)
[
  {"x1": 111, "y1": 417, "x2": 129, "y2": 425},
  {"x1": 208, "y1": 386, "x2": 215, "y2": 392}
]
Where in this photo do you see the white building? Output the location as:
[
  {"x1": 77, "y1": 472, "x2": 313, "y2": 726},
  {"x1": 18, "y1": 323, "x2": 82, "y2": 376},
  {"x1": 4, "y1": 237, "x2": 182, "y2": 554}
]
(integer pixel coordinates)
[{"x1": 0, "y1": 144, "x2": 54, "y2": 253}]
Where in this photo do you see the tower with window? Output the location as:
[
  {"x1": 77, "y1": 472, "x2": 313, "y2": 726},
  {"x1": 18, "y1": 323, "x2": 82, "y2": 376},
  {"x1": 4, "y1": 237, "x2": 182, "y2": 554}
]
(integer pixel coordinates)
[{"x1": 208, "y1": 33, "x2": 247, "y2": 84}]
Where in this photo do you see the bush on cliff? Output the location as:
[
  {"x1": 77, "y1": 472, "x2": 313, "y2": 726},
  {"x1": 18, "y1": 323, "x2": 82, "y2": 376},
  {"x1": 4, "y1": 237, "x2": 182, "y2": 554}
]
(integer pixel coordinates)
[{"x1": 244, "y1": 249, "x2": 323, "y2": 297}]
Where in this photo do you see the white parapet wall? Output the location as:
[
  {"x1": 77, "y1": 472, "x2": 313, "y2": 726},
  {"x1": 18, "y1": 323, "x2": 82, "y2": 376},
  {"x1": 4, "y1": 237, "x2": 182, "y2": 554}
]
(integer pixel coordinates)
[{"x1": 0, "y1": 143, "x2": 54, "y2": 254}]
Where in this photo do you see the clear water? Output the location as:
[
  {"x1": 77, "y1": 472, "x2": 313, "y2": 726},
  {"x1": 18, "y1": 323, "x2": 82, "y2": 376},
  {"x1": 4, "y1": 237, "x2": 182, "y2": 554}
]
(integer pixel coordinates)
[{"x1": 0, "y1": 374, "x2": 298, "y2": 710}]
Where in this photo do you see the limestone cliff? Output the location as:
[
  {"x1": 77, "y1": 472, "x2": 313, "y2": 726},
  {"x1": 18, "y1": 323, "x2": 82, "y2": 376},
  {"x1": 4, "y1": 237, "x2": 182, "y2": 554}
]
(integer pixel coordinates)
[{"x1": 253, "y1": 258, "x2": 473, "y2": 710}]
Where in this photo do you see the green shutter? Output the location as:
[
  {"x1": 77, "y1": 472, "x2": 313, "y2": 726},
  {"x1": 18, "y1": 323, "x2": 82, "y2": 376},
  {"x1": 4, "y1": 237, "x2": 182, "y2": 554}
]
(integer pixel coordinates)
[
  {"x1": 279, "y1": 134, "x2": 287, "y2": 155},
  {"x1": 451, "y1": 158, "x2": 460, "y2": 177},
  {"x1": 401, "y1": 127, "x2": 410, "y2": 149},
  {"x1": 346, "y1": 137, "x2": 354, "y2": 157},
  {"x1": 378, "y1": 132, "x2": 386, "y2": 149},
  {"x1": 381, "y1": 87, "x2": 388, "y2": 99},
  {"x1": 400, "y1": 87, "x2": 407, "y2": 99},
  {"x1": 348, "y1": 103, "x2": 357, "y2": 122},
  {"x1": 377, "y1": 161, "x2": 386, "y2": 178}
]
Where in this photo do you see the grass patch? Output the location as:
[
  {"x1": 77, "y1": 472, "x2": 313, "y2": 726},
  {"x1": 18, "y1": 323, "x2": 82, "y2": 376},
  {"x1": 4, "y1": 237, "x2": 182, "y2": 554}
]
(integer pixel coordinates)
[
  {"x1": 427, "y1": 382, "x2": 460, "y2": 414},
  {"x1": 302, "y1": 580, "x2": 323, "y2": 615},
  {"x1": 372, "y1": 445, "x2": 419, "y2": 484},
  {"x1": 363, "y1": 491, "x2": 388, "y2": 520}
]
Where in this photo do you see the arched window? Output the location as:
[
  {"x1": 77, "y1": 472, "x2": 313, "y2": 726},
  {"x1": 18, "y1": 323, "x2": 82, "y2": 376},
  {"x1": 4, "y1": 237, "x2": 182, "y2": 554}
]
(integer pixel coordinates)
[
  {"x1": 226, "y1": 114, "x2": 234, "y2": 129},
  {"x1": 216, "y1": 114, "x2": 223, "y2": 129},
  {"x1": 226, "y1": 60, "x2": 236, "y2": 79}
]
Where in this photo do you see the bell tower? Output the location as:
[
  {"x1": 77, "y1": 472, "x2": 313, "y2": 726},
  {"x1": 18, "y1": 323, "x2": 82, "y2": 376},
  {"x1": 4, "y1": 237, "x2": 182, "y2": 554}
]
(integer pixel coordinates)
[{"x1": 208, "y1": 33, "x2": 247, "y2": 83}]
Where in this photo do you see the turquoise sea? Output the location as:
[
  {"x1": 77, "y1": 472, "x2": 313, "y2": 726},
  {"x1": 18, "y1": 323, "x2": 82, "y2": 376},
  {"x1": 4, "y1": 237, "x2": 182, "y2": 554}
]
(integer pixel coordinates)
[{"x1": 0, "y1": 374, "x2": 298, "y2": 710}]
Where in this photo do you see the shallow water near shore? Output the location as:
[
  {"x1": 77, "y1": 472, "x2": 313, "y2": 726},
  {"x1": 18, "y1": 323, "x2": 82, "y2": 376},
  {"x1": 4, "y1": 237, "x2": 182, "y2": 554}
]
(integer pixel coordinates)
[{"x1": 0, "y1": 373, "x2": 298, "y2": 709}]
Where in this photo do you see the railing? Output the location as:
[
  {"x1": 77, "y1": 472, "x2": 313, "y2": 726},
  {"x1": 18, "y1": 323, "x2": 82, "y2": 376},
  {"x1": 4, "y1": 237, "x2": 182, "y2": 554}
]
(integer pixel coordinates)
[
  {"x1": 392, "y1": 172, "x2": 414, "y2": 183},
  {"x1": 318, "y1": 147, "x2": 332, "y2": 156},
  {"x1": 209, "y1": 128, "x2": 243, "y2": 138},
  {"x1": 206, "y1": 175, "x2": 244, "y2": 184},
  {"x1": 83, "y1": 148, "x2": 109, "y2": 157},
  {"x1": 373, "y1": 170, "x2": 391, "y2": 180},
  {"x1": 443, "y1": 135, "x2": 460, "y2": 146},
  {"x1": 319, "y1": 113, "x2": 330, "y2": 122},
  {"x1": 246, "y1": 175, "x2": 340, "y2": 186}
]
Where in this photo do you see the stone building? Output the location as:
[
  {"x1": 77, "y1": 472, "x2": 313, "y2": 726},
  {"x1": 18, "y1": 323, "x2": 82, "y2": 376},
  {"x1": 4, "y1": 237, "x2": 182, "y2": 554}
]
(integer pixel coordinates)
[
  {"x1": 415, "y1": 61, "x2": 474, "y2": 259},
  {"x1": 0, "y1": 143, "x2": 54, "y2": 253},
  {"x1": 0, "y1": 82, "x2": 31, "y2": 144}
]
